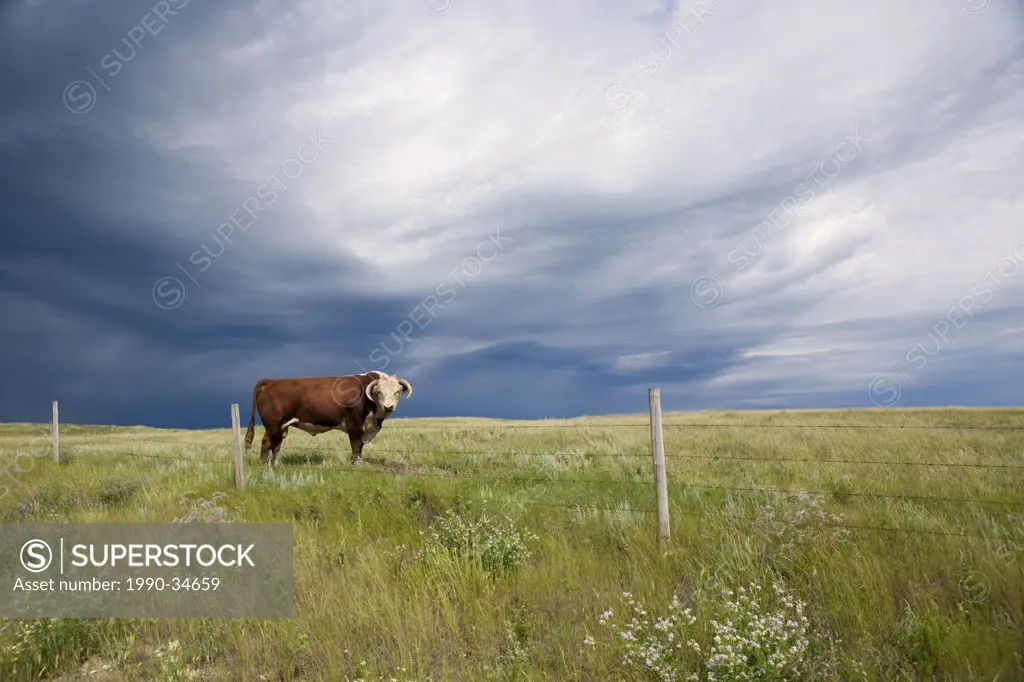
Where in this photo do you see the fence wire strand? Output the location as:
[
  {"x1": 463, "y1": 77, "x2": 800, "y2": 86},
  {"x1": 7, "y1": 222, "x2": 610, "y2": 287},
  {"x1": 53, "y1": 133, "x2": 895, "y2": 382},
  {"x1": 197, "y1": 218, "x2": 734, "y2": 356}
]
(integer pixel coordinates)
[
  {"x1": 261, "y1": 460, "x2": 1024, "y2": 510},
  {"x1": 376, "y1": 422, "x2": 1024, "y2": 430},
  {"x1": 93, "y1": 451, "x2": 230, "y2": 465},
  {"x1": 288, "y1": 446, "x2": 1024, "y2": 470},
  {"x1": 248, "y1": 476, "x2": 1023, "y2": 542}
]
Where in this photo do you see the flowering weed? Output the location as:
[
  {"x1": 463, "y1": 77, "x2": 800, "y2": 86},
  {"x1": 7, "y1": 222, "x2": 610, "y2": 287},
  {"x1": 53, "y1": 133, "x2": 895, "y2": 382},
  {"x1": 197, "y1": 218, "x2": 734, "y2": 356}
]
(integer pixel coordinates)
[
  {"x1": 587, "y1": 577, "x2": 827, "y2": 681},
  {"x1": 703, "y1": 582, "x2": 812, "y2": 681},
  {"x1": 591, "y1": 591, "x2": 699, "y2": 681}
]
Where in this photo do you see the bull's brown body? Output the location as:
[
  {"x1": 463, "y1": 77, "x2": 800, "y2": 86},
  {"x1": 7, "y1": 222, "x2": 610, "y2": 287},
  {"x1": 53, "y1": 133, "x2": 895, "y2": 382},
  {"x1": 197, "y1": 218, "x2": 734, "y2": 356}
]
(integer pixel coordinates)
[{"x1": 244, "y1": 371, "x2": 411, "y2": 466}]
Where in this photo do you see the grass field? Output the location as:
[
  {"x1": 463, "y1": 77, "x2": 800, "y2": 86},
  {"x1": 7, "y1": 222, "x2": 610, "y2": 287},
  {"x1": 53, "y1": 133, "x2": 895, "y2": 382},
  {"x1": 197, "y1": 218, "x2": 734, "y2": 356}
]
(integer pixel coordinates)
[{"x1": 1, "y1": 407, "x2": 1022, "y2": 681}]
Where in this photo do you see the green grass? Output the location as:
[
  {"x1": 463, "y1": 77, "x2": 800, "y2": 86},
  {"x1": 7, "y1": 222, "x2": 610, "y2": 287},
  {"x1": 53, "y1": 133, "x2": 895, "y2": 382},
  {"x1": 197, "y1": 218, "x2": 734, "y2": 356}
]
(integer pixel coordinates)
[{"x1": 0, "y1": 408, "x2": 1022, "y2": 680}]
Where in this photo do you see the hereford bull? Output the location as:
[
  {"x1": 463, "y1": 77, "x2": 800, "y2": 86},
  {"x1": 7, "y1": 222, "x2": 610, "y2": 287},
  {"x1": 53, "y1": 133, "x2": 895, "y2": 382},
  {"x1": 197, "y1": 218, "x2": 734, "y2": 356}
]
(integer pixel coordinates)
[{"x1": 243, "y1": 371, "x2": 412, "y2": 467}]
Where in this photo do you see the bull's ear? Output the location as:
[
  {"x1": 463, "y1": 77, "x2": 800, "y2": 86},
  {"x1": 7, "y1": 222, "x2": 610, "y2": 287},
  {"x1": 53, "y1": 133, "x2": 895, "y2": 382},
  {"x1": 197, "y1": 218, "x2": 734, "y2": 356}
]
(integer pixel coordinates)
[{"x1": 365, "y1": 379, "x2": 379, "y2": 402}]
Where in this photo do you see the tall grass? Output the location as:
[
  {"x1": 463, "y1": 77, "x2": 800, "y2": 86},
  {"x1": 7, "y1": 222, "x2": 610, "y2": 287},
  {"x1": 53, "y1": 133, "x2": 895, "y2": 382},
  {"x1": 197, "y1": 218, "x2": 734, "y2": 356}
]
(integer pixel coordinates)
[{"x1": 0, "y1": 408, "x2": 1021, "y2": 680}]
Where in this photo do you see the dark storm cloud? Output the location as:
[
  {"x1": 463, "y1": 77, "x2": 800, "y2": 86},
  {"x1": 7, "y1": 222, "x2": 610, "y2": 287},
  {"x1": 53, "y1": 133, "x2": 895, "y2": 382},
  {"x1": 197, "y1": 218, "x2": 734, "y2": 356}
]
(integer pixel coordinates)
[
  {"x1": 379, "y1": 338, "x2": 756, "y2": 420},
  {"x1": 438, "y1": 340, "x2": 745, "y2": 388},
  {"x1": 0, "y1": 125, "x2": 449, "y2": 426},
  {"x1": 0, "y1": 0, "x2": 232, "y2": 129}
]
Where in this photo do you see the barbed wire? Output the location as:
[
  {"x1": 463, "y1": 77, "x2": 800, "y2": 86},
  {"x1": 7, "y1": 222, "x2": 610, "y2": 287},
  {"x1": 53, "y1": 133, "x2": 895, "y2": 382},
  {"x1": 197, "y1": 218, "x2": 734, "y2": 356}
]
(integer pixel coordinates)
[
  {"x1": 294, "y1": 448, "x2": 655, "y2": 459},
  {"x1": 248, "y1": 479, "x2": 657, "y2": 514},
  {"x1": 51, "y1": 449, "x2": 229, "y2": 465},
  {"x1": 281, "y1": 462, "x2": 652, "y2": 487},
  {"x1": 671, "y1": 509, "x2": 1024, "y2": 540},
  {"x1": 375, "y1": 422, "x2": 1024, "y2": 430},
  {"x1": 50, "y1": 437, "x2": 229, "y2": 446},
  {"x1": 275, "y1": 447, "x2": 1024, "y2": 470},
  {"x1": 660, "y1": 453, "x2": 1024, "y2": 470},
  {"x1": 247, "y1": 477, "x2": 1023, "y2": 542},
  {"x1": 107, "y1": 451, "x2": 231, "y2": 464},
  {"x1": 253, "y1": 462, "x2": 1024, "y2": 510},
  {"x1": 670, "y1": 483, "x2": 1024, "y2": 509}
]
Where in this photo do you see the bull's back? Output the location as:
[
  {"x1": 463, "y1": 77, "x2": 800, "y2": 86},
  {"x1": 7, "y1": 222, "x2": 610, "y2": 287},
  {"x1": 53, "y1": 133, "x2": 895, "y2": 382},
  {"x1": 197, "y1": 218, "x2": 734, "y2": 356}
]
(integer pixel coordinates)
[{"x1": 260, "y1": 376, "x2": 364, "y2": 424}]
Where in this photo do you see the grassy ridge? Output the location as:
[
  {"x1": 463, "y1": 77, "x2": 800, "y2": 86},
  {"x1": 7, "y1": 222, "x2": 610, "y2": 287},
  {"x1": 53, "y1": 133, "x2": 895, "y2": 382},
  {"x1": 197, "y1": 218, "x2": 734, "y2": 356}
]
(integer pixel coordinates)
[{"x1": 0, "y1": 408, "x2": 1022, "y2": 680}]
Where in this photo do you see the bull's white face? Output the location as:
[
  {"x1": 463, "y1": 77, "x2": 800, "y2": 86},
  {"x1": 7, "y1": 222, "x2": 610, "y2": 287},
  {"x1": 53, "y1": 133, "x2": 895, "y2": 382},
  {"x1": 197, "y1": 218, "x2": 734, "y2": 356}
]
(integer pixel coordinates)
[{"x1": 366, "y1": 374, "x2": 412, "y2": 416}]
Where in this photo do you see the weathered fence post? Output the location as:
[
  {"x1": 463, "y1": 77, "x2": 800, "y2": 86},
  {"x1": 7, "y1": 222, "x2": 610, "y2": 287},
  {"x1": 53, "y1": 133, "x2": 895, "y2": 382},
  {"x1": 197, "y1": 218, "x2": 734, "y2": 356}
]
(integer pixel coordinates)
[
  {"x1": 52, "y1": 400, "x2": 60, "y2": 464},
  {"x1": 230, "y1": 403, "x2": 245, "y2": 490},
  {"x1": 648, "y1": 387, "x2": 670, "y2": 549}
]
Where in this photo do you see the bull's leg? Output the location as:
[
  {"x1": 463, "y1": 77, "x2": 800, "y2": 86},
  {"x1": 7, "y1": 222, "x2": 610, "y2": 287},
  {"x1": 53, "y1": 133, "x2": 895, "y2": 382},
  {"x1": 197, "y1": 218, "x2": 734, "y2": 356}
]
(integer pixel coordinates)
[
  {"x1": 259, "y1": 431, "x2": 273, "y2": 467},
  {"x1": 261, "y1": 425, "x2": 285, "y2": 467},
  {"x1": 275, "y1": 426, "x2": 288, "y2": 464},
  {"x1": 268, "y1": 428, "x2": 286, "y2": 467},
  {"x1": 348, "y1": 432, "x2": 364, "y2": 466}
]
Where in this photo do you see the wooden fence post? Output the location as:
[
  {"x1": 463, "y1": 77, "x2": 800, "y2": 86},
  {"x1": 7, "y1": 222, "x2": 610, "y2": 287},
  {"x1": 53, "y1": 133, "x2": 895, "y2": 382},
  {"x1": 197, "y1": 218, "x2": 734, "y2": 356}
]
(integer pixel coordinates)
[
  {"x1": 648, "y1": 387, "x2": 670, "y2": 549},
  {"x1": 230, "y1": 403, "x2": 245, "y2": 490},
  {"x1": 52, "y1": 400, "x2": 60, "y2": 464}
]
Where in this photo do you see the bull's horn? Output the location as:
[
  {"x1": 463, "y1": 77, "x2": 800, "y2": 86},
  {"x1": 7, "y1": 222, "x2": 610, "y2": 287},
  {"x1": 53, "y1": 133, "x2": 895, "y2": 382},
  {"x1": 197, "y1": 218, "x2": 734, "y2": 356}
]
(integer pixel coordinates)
[
  {"x1": 398, "y1": 378, "x2": 412, "y2": 398},
  {"x1": 365, "y1": 379, "x2": 379, "y2": 401}
]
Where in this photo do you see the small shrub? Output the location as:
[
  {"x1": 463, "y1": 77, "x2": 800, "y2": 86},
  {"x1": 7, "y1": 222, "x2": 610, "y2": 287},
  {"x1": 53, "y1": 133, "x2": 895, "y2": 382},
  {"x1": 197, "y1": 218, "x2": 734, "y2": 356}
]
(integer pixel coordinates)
[
  {"x1": 57, "y1": 446, "x2": 77, "y2": 466},
  {"x1": 893, "y1": 604, "x2": 950, "y2": 680},
  {"x1": 421, "y1": 509, "x2": 538, "y2": 578},
  {"x1": 96, "y1": 478, "x2": 139, "y2": 508},
  {"x1": 283, "y1": 631, "x2": 310, "y2": 677},
  {"x1": 172, "y1": 492, "x2": 233, "y2": 523},
  {"x1": 405, "y1": 488, "x2": 445, "y2": 525},
  {"x1": 11, "y1": 488, "x2": 82, "y2": 520},
  {"x1": 489, "y1": 619, "x2": 532, "y2": 681}
]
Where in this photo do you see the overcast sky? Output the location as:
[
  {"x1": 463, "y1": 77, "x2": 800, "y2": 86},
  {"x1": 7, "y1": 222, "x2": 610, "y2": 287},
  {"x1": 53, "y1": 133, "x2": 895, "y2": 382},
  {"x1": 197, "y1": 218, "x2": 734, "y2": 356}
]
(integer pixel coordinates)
[{"x1": 2, "y1": 0, "x2": 1022, "y2": 428}]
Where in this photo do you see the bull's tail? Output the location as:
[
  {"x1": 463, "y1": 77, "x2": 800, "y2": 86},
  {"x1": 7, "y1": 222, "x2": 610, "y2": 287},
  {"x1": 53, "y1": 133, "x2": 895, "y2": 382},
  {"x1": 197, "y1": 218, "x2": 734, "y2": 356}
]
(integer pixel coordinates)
[{"x1": 244, "y1": 381, "x2": 265, "y2": 452}]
